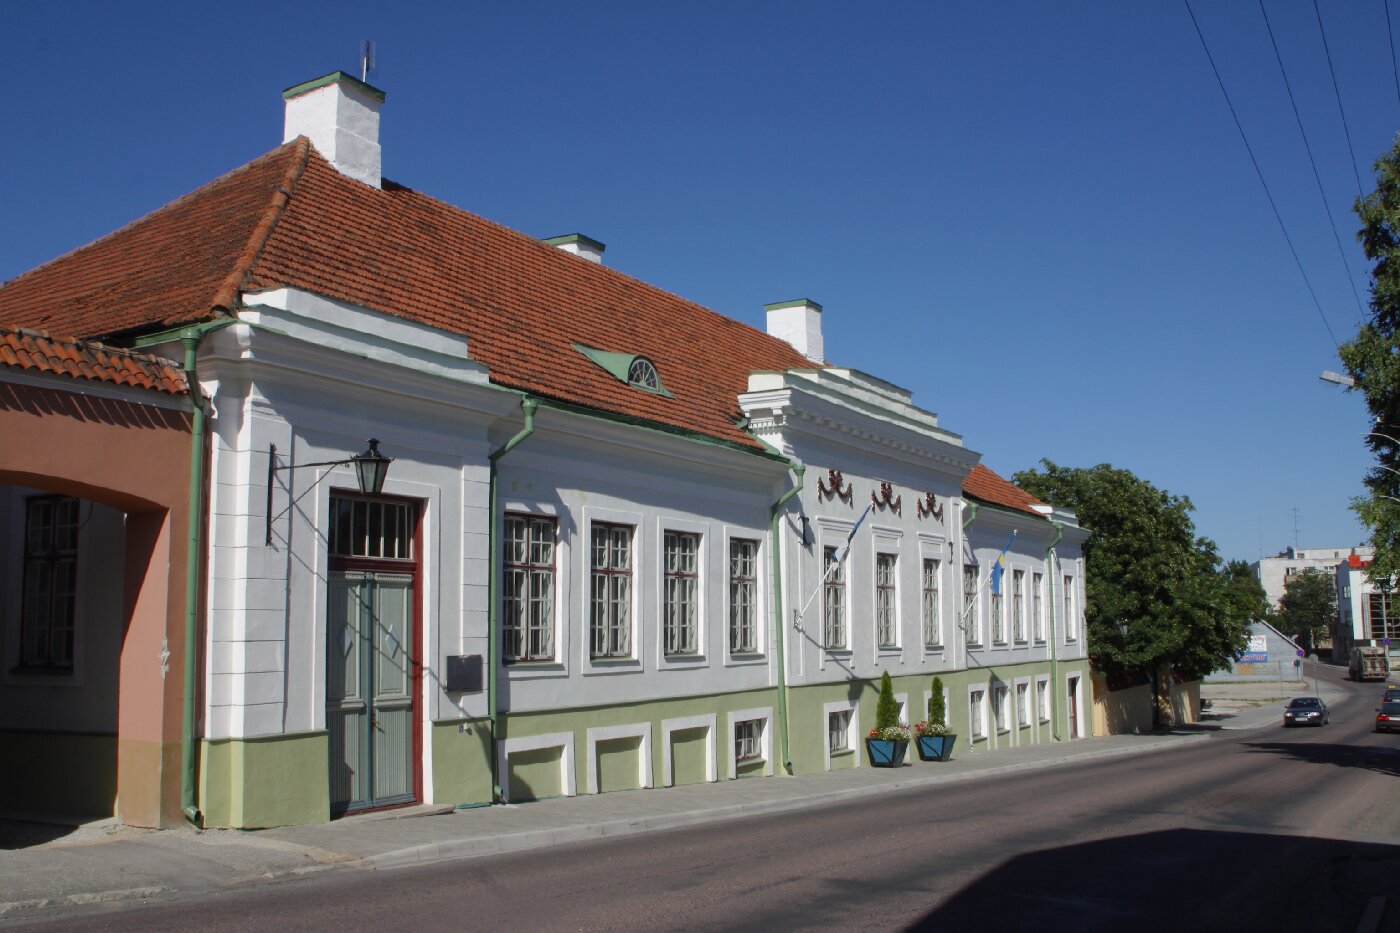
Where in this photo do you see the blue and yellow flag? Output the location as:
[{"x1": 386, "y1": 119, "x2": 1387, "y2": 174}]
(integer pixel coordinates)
[{"x1": 988, "y1": 530, "x2": 1018, "y2": 596}]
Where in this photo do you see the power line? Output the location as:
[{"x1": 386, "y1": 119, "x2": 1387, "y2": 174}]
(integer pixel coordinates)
[
  {"x1": 1311, "y1": 0, "x2": 1365, "y2": 200},
  {"x1": 1182, "y1": 0, "x2": 1341, "y2": 349},
  {"x1": 1258, "y1": 0, "x2": 1365, "y2": 321},
  {"x1": 1388, "y1": 0, "x2": 1400, "y2": 117}
]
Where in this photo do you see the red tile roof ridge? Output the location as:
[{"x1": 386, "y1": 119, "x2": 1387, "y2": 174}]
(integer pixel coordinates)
[
  {"x1": 0, "y1": 141, "x2": 305, "y2": 304},
  {"x1": 367, "y1": 174, "x2": 819, "y2": 368},
  {"x1": 0, "y1": 325, "x2": 188, "y2": 395},
  {"x1": 213, "y1": 137, "x2": 312, "y2": 312}
]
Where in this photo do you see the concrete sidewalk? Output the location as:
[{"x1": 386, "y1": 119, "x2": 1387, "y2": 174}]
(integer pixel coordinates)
[{"x1": 0, "y1": 694, "x2": 1297, "y2": 925}]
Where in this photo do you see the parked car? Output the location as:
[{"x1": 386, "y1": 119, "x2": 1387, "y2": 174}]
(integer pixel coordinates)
[
  {"x1": 1382, "y1": 686, "x2": 1400, "y2": 704},
  {"x1": 1283, "y1": 697, "x2": 1329, "y2": 727},
  {"x1": 1375, "y1": 701, "x2": 1400, "y2": 733}
]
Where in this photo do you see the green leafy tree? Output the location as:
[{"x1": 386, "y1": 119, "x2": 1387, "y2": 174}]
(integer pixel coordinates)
[
  {"x1": 1341, "y1": 138, "x2": 1400, "y2": 585},
  {"x1": 1277, "y1": 569, "x2": 1337, "y2": 652},
  {"x1": 1013, "y1": 461, "x2": 1250, "y2": 725},
  {"x1": 1219, "y1": 559, "x2": 1271, "y2": 631}
]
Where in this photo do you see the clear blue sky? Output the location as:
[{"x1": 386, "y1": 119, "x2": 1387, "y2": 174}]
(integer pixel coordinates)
[{"x1": 4, "y1": 1, "x2": 1394, "y2": 564}]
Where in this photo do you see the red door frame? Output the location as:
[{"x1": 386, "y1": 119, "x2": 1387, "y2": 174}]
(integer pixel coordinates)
[{"x1": 327, "y1": 493, "x2": 424, "y2": 812}]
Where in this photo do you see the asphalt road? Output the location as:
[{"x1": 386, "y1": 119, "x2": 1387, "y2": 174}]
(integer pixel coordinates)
[{"x1": 12, "y1": 667, "x2": 1400, "y2": 933}]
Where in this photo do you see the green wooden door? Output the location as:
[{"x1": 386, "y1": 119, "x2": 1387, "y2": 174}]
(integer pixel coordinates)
[{"x1": 328, "y1": 571, "x2": 415, "y2": 813}]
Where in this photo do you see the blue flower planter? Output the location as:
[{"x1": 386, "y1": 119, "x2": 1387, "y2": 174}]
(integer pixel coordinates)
[
  {"x1": 916, "y1": 734, "x2": 957, "y2": 761},
  {"x1": 865, "y1": 738, "x2": 908, "y2": 767}
]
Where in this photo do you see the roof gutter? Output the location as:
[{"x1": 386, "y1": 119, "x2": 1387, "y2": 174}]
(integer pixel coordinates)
[{"x1": 486, "y1": 395, "x2": 539, "y2": 802}]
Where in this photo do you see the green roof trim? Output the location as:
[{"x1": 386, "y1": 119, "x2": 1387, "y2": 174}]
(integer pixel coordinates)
[
  {"x1": 572, "y1": 343, "x2": 673, "y2": 398},
  {"x1": 764, "y1": 299, "x2": 823, "y2": 313},
  {"x1": 282, "y1": 71, "x2": 386, "y2": 103},
  {"x1": 543, "y1": 233, "x2": 607, "y2": 253}
]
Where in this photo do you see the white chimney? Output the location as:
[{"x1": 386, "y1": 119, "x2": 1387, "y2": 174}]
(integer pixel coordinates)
[
  {"x1": 544, "y1": 233, "x2": 606, "y2": 264},
  {"x1": 283, "y1": 71, "x2": 384, "y2": 188},
  {"x1": 765, "y1": 299, "x2": 824, "y2": 364}
]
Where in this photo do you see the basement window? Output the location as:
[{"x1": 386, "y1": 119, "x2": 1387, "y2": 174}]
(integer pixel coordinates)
[{"x1": 573, "y1": 344, "x2": 673, "y2": 397}]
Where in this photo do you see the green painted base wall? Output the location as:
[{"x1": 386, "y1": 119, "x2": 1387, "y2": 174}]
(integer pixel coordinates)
[
  {"x1": 507, "y1": 746, "x2": 564, "y2": 801},
  {"x1": 431, "y1": 720, "x2": 494, "y2": 807},
  {"x1": 669, "y1": 726, "x2": 708, "y2": 786},
  {"x1": 200, "y1": 732, "x2": 329, "y2": 828},
  {"x1": 0, "y1": 731, "x2": 116, "y2": 819},
  {"x1": 596, "y1": 737, "x2": 643, "y2": 792}
]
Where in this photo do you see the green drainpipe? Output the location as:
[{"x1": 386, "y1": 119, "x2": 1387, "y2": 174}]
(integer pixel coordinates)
[
  {"x1": 769, "y1": 461, "x2": 805, "y2": 774},
  {"x1": 487, "y1": 396, "x2": 538, "y2": 801},
  {"x1": 1045, "y1": 521, "x2": 1065, "y2": 741}
]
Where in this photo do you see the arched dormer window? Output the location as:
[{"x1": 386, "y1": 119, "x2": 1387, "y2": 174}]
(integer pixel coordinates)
[
  {"x1": 572, "y1": 344, "x2": 673, "y2": 397},
  {"x1": 627, "y1": 357, "x2": 660, "y2": 391}
]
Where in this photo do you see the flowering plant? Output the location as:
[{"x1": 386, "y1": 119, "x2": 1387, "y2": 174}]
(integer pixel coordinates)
[
  {"x1": 913, "y1": 720, "x2": 948, "y2": 737},
  {"x1": 868, "y1": 724, "x2": 911, "y2": 742}
]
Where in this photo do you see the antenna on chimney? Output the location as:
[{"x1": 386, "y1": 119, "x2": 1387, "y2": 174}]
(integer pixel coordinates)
[{"x1": 360, "y1": 40, "x2": 376, "y2": 82}]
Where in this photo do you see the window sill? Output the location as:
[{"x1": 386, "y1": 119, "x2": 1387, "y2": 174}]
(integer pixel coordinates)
[{"x1": 830, "y1": 748, "x2": 854, "y2": 758}]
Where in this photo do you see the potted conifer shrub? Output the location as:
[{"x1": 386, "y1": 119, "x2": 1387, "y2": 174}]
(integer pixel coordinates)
[
  {"x1": 865, "y1": 671, "x2": 910, "y2": 767},
  {"x1": 915, "y1": 675, "x2": 957, "y2": 761}
]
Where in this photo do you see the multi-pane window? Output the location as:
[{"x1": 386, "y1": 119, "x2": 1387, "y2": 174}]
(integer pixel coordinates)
[
  {"x1": 1033, "y1": 572, "x2": 1045, "y2": 642},
  {"x1": 829, "y1": 709, "x2": 852, "y2": 753},
  {"x1": 970, "y1": 689, "x2": 986, "y2": 738},
  {"x1": 991, "y1": 582, "x2": 1005, "y2": 644},
  {"x1": 503, "y1": 515, "x2": 556, "y2": 661},
  {"x1": 1064, "y1": 575, "x2": 1077, "y2": 641},
  {"x1": 993, "y1": 684, "x2": 1009, "y2": 732},
  {"x1": 1017, "y1": 682, "x2": 1030, "y2": 727},
  {"x1": 329, "y1": 496, "x2": 414, "y2": 559},
  {"x1": 20, "y1": 496, "x2": 79, "y2": 670},
  {"x1": 1368, "y1": 591, "x2": 1398, "y2": 642},
  {"x1": 875, "y1": 554, "x2": 897, "y2": 649},
  {"x1": 1037, "y1": 679, "x2": 1050, "y2": 722},
  {"x1": 663, "y1": 531, "x2": 700, "y2": 656},
  {"x1": 1013, "y1": 569, "x2": 1027, "y2": 642},
  {"x1": 591, "y1": 523, "x2": 633, "y2": 658},
  {"x1": 963, "y1": 564, "x2": 979, "y2": 644},
  {"x1": 729, "y1": 538, "x2": 759, "y2": 654},
  {"x1": 922, "y1": 558, "x2": 941, "y2": 647},
  {"x1": 735, "y1": 719, "x2": 764, "y2": 763},
  {"x1": 823, "y1": 546, "x2": 847, "y2": 650}
]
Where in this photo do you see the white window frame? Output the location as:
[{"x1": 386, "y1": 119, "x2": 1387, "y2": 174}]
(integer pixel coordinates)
[
  {"x1": 1015, "y1": 678, "x2": 1031, "y2": 729},
  {"x1": 1035, "y1": 675, "x2": 1051, "y2": 723},
  {"x1": 963, "y1": 563, "x2": 981, "y2": 646},
  {"x1": 502, "y1": 512, "x2": 557, "y2": 662},
  {"x1": 727, "y1": 536, "x2": 761, "y2": 657},
  {"x1": 991, "y1": 575, "x2": 1006, "y2": 644},
  {"x1": 662, "y1": 529, "x2": 701, "y2": 657},
  {"x1": 823, "y1": 699, "x2": 858, "y2": 769},
  {"x1": 590, "y1": 520, "x2": 635, "y2": 660},
  {"x1": 993, "y1": 682, "x2": 1009, "y2": 734},
  {"x1": 875, "y1": 552, "x2": 898, "y2": 650},
  {"x1": 922, "y1": 556, "x2": 942, "y2": 649},
  {"x1": 1032, "y1": 571, "x2": 1045, "y2": 643},
  {"x1": 727, "y1": 707, "x2": 773, "y2": 777},
  {"x1": 1064, "y1": 574, "x2": 1078, "y2": 642},
  {"x1": 968, "y1": 685, "x2": 987, "y2": 739},
  {"x1": 1012, "y1": 568, "x2": 1027, "y2": 643},
  {"x1": 580, "y1": 505, "x2": 643, "y2": 671},
  {"x1": 823, "y1": 545, "x2": 848, "y2": 651}
]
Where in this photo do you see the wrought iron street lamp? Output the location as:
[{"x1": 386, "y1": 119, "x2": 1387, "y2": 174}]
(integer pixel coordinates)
[{"x1": 266, "y1": 438, "x2": 394, "y2": 545}]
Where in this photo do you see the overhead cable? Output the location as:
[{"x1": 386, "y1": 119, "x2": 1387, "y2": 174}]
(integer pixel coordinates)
[
  {"x1": 1183, "y1": 0, "x2": 1341, "y2": 349},
  {"x1": 1311, "y1": 0, "x2": 1365, "y2": 199},
  {"x1": 1258, "y1": 0, "x2": 1365, "y2": 321}
]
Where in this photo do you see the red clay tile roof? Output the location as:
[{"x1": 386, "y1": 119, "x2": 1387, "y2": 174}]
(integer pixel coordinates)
[
  {"x1": 962, "y1": 464, "x2": 1047, "y2": 517},
  {"x1": 0, "y1": 140, "x2": 813, "y2": 449},
  {"x1": 0, "y1": 327, "x2": 188, "y2": 396}
]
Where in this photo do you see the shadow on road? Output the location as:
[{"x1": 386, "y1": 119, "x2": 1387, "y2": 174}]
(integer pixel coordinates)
[
  {"x1": 1242, "y1": 740, "x2": 1400, "y2": 778},
  {"x1": 906, "y1": 828, "x2": 1400, "y2": 933}
]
